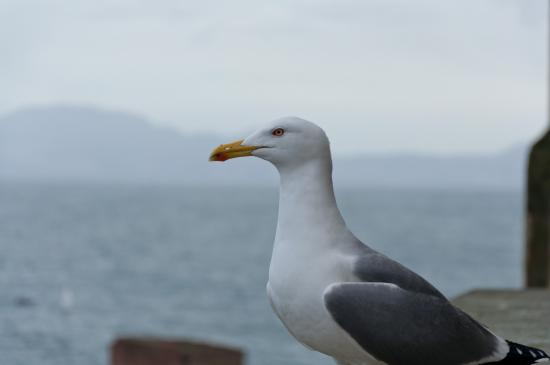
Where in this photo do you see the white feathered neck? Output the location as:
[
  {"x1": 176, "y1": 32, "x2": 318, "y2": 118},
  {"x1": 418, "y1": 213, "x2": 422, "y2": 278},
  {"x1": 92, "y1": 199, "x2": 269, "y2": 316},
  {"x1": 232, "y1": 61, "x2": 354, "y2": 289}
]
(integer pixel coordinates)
[{"x1": 274, "y1": 156, "x2": 348, "y2": 249}]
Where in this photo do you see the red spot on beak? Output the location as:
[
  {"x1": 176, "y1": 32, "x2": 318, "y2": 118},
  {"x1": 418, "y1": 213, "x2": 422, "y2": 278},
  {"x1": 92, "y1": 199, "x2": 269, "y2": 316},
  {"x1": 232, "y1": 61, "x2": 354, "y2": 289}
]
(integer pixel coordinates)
[{"x1": 217, "y1": 153, "x2": 229, "y2": 161}]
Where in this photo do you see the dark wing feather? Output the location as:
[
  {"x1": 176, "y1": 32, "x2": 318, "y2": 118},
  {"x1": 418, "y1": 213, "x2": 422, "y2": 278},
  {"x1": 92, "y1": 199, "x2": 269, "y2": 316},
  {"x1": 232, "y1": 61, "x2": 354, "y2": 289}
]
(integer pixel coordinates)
[
  {"x1": 353, "y1": 252, "x2": 445, "y2": 298},
  {"x1": 324, "y1": 282, "x2": 503, "y2": 365}
]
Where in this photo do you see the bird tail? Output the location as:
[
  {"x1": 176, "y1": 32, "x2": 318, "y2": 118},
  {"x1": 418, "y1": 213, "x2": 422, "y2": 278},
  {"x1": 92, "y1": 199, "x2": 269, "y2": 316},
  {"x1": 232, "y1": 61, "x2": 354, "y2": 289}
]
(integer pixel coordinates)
[{"x1": 483, "y1": 341, "x2": 549, "y2": 364}]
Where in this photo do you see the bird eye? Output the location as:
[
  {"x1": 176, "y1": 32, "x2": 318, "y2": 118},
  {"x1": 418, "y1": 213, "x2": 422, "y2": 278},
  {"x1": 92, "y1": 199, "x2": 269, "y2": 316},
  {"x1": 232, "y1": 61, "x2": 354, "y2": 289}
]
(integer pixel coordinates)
[{"x1": 272, "y1": 128, "x2": 285, "y2": 137}]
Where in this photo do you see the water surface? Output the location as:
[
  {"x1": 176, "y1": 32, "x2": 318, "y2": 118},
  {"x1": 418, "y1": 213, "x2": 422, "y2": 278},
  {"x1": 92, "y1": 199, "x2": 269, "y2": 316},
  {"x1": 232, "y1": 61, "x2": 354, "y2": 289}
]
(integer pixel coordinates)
[{"x1": 0, "y1": 183, "x2": 523, "y2": 365}]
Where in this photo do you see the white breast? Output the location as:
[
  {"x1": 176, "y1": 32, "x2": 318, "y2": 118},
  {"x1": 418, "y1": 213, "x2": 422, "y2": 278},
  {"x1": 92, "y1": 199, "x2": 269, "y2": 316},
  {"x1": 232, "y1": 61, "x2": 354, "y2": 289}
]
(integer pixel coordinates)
[
  {"x1": 264, "y1": 152, "x2": 385, "y2": 365},
  {"x1": 266, "y1": 243, "x2": 375, "y2": 363}
]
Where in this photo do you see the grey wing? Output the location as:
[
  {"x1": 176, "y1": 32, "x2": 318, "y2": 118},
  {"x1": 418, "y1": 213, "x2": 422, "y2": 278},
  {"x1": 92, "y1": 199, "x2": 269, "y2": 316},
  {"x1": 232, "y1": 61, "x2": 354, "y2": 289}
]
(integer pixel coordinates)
[
  {"x1": 324, "y1": 282, "x2": 504, "y2": 365},
  {"x1": 353, "y1": 251, "x2": 445, "y2": 298}
]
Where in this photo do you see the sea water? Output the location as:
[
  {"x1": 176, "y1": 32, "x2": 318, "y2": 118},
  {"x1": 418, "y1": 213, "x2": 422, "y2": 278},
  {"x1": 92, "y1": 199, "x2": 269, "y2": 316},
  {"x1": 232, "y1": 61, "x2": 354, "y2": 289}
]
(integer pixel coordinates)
[{"x1": 0, "y1": 183, "x2": 523, "y2": 365}]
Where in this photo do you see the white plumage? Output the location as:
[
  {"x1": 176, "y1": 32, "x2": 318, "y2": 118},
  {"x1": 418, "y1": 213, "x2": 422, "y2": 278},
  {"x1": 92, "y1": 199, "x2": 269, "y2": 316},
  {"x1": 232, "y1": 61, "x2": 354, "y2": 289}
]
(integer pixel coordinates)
[{"x1": 210, "y1": 117, "x2": 549, "y2": 365}]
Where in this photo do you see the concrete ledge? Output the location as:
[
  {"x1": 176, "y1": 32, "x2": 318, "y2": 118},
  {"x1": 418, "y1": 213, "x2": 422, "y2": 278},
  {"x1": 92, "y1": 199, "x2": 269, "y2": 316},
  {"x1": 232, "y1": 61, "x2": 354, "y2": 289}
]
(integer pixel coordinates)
[
  {"x1": 111, "y1": 337, "x2": 244, "y2": 365},
  {"x1": 452, "y1": 289, "x2": 550, "y2": 351}
]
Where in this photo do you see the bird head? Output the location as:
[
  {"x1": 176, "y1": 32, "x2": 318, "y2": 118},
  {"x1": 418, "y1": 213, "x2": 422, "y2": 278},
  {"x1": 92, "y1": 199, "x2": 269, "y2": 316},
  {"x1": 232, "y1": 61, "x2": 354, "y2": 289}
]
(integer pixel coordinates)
[{"x1": 209, "y1": 117, "x2": 331, "y2": 169}]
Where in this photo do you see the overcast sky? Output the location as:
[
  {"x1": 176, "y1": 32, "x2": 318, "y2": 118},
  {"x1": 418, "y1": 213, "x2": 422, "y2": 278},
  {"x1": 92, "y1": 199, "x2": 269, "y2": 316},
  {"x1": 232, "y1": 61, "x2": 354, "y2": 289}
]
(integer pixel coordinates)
[{"x1": 1, "y1": 0, "x2": 547, "y2": 155}]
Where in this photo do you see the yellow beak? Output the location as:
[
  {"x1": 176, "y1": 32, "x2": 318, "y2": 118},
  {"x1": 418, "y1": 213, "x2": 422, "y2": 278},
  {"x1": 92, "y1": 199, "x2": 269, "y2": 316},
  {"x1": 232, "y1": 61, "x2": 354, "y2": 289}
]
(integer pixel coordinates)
[{"x1": 209, "y1": 139, "x2": 261, "y2": 162}]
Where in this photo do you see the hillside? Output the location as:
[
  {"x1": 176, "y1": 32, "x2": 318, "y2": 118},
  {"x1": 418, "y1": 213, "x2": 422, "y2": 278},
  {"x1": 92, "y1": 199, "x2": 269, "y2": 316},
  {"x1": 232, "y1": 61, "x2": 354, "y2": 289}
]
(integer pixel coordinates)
[{"x1": 0, "y1": 106, "x2": 527, "y2": 189}]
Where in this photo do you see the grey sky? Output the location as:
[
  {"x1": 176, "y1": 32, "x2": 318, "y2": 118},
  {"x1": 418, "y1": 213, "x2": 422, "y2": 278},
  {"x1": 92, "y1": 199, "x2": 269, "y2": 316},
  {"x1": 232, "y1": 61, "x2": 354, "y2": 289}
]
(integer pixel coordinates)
[{"x1": 1, "y1": 0, "x2": 547, "y2": 155}]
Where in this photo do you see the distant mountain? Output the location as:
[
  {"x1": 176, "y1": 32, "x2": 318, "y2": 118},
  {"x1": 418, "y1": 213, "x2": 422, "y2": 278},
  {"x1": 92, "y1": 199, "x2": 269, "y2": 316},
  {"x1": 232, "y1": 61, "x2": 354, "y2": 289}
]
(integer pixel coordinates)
[
  {"x1": 333, "y1": 145, "x2": 528, "y2": 190},
  {"x1": 0, "y1": 105, "x2": 277, "y2": 185},
  {"x1": 0, "y1": 105, "x2": 528, "y2": 190}
]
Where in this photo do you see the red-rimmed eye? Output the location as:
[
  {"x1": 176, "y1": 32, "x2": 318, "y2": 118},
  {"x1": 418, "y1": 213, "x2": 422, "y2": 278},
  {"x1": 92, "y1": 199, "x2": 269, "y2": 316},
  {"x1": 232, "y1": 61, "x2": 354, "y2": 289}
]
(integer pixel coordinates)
[{"x1": 272, "y1": 128, "x2": 285, "y2": 136}]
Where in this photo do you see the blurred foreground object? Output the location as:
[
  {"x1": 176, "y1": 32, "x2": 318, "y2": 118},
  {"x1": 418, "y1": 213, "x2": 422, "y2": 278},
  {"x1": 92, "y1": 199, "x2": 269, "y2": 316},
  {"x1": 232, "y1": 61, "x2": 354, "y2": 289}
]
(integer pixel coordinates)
[
  {"x1": 525, "y1": 3, "x2": 550, "y2": 288},
  {"x1": 111, "y1": 338, "x2": 243, "y2": 365},
  {"x1": 453, "y1": 289, "x2": 550, "y2": 351},
  {"x1": 526, "y1": 122, "x2": 550, "y2": 287}
]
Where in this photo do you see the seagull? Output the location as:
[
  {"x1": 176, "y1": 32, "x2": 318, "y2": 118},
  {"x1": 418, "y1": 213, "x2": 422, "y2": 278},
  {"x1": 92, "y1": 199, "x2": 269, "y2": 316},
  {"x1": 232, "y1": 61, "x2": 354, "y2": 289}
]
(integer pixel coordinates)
[{"x1": 209, "y1": 117, "x2": 549, "y2": 365}]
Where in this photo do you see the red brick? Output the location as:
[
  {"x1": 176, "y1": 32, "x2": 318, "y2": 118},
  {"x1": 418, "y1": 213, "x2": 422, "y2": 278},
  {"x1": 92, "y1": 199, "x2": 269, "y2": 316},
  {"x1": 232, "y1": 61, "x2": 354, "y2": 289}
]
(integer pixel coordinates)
[{"x1": 111, "y1": 337, "x2": 244, "y2": 365}]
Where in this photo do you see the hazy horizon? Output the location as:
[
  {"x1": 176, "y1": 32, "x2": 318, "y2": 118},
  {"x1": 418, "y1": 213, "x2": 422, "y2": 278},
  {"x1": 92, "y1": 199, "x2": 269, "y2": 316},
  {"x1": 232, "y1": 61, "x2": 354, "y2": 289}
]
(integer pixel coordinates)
[
  {"x1": 0, "y1": 104, "x2": 528, "y2": 190},
  {"x1": 0, "y1": 103, "x2": 534, "y2": 157}
]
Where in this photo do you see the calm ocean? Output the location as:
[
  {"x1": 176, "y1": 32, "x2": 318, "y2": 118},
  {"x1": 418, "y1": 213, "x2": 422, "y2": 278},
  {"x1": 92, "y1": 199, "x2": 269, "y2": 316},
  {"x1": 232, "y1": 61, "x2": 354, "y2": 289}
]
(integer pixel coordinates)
[{"x1": 0, "y1": 183, "x2": 523, "y2": 365}]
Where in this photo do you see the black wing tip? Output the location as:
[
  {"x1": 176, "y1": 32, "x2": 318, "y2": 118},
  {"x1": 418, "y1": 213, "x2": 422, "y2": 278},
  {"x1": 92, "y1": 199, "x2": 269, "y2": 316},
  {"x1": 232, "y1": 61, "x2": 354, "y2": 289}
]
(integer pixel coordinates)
[{"x1": 483, "y1": 341, "x2": 549, "y2": 364}]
